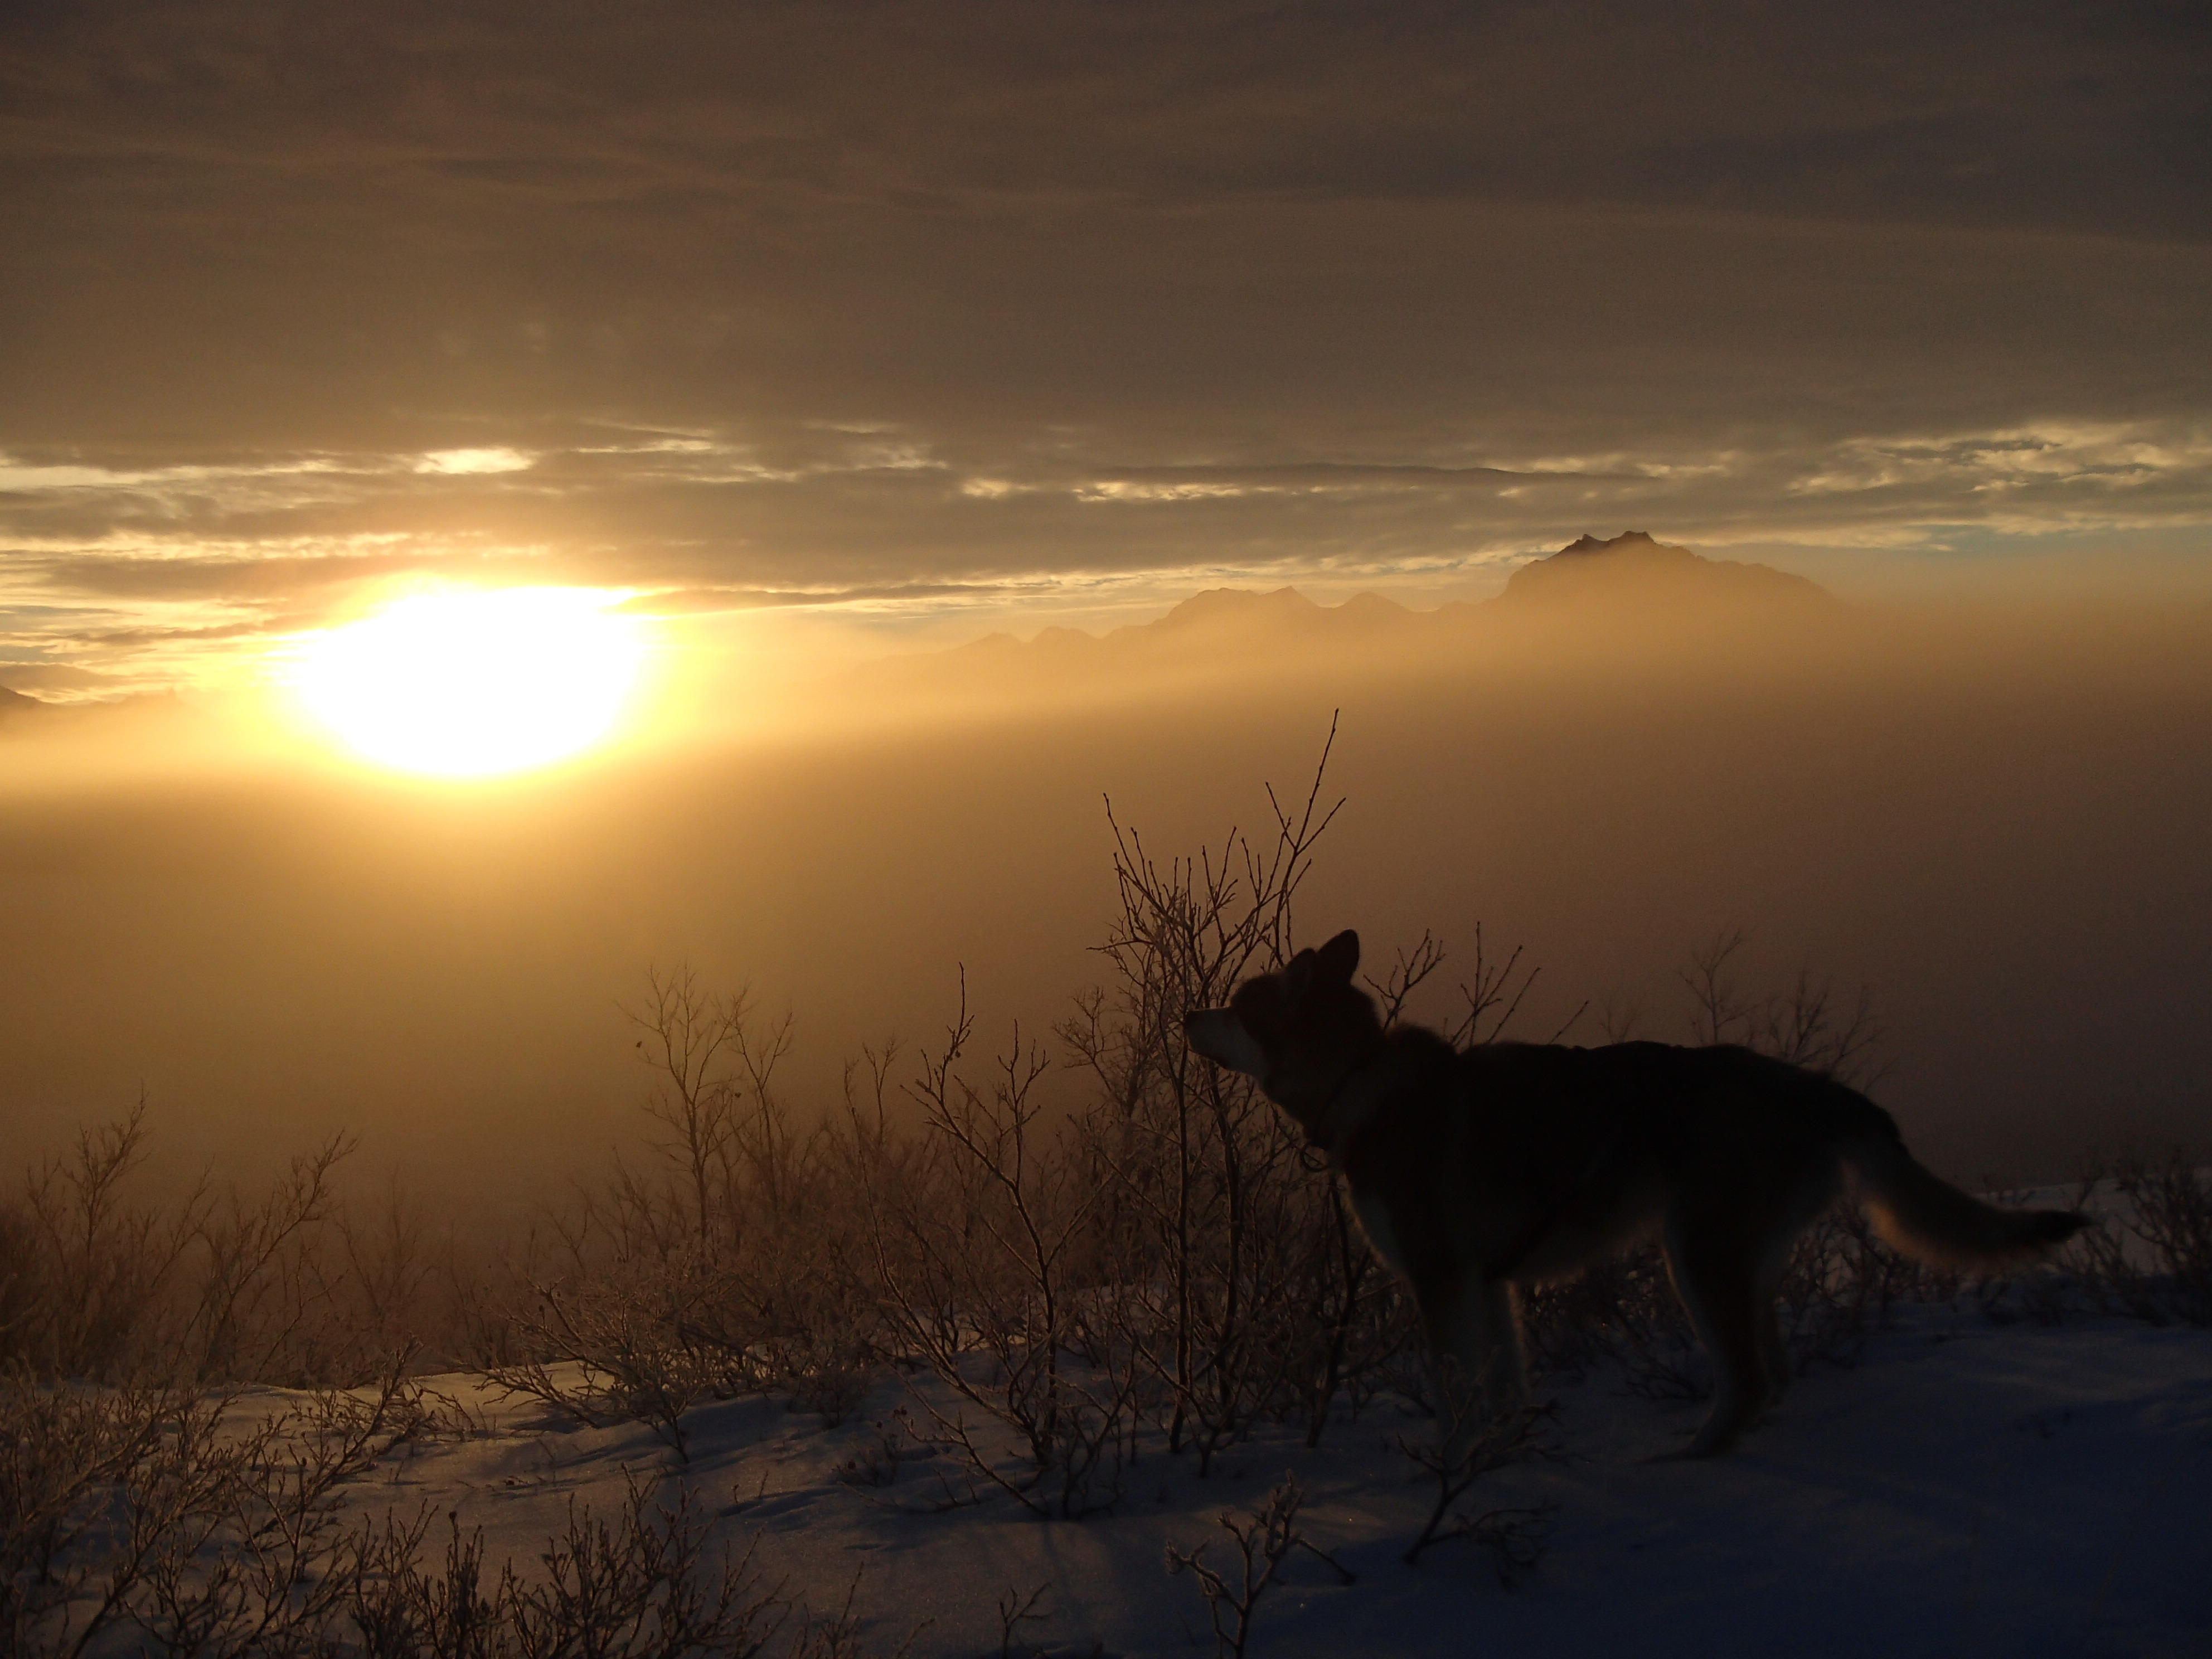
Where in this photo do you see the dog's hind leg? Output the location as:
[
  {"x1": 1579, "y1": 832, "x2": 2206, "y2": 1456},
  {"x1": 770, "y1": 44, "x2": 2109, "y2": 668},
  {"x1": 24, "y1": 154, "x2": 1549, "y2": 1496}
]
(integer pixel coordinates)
[
  {"x1": 1754, "y1": 1157, "x2": 1843, "y2": 1410},
  {"x1": 1417, "y1": 1270, "x2": 1524, "y2": 1461},
  {"x1": 1753, "y1": 1249, "x2": 1792, "y2": 1406},
  {"x1": 1662, "y1": 1222, "x2": 1781, "y2": 1459}
]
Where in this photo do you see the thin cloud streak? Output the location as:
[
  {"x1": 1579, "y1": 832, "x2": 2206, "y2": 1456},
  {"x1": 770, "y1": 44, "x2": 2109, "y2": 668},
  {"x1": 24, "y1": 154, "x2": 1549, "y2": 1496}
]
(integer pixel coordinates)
[{"x1": 11, "y1": 410, "x2": 2212, "y2": 694}]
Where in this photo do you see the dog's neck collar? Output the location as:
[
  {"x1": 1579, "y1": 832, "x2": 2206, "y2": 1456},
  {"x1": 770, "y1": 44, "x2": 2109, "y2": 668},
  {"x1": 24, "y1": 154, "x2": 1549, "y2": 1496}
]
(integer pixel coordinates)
[{"x1": 1313, "y1": 1052, "x2": 1392, "y2": 1167}]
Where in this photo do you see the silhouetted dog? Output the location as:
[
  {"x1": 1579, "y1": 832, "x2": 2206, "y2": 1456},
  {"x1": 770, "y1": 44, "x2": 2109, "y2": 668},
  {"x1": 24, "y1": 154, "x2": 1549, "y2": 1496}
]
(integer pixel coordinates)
[{"x1": 1186, "y1": 930, "x2": 2087, "y2": 1456}]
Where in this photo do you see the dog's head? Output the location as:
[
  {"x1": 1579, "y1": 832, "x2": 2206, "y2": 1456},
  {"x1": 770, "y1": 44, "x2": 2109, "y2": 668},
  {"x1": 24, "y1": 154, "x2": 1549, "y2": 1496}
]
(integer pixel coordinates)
[{"x1": 1183, "y1": 929, "x2": 1382, "y2": 1131}]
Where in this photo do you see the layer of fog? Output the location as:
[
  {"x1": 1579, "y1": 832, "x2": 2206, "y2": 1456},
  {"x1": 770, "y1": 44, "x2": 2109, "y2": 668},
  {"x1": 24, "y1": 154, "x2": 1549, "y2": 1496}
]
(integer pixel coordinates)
[{"x1": 3, "y1": 590, "x2": 2208, "y2": 1211}]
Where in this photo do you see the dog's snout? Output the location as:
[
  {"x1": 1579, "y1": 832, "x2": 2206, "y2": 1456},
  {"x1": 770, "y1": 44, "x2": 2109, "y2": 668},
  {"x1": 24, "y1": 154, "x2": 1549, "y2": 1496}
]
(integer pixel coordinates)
[
  {"x1": 1185, "y1": 1006, "x2": 1229, "y2": 1043},
  {"x1": 1184, "y1": 1006, "x2": 1267, "y2": 1079}
]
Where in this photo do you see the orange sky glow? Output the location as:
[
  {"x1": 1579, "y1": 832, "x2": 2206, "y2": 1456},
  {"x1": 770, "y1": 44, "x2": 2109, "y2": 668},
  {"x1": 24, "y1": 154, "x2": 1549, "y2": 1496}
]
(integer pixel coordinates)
[{"x1": 1, "y1": 4, "x2": 2207, "y2": 1192}]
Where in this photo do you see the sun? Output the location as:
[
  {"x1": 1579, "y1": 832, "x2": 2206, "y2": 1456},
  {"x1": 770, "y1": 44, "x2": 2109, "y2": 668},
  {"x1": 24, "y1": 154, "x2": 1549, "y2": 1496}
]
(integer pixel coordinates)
[{"x1": 295, "y1": 588, "x2": 647, "y2": 777}]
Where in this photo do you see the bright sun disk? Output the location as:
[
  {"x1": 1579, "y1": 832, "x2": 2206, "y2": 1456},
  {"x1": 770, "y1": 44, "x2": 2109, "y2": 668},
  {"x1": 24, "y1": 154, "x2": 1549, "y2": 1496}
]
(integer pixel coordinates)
[{"x1": 297, "y1": 588, "x2": 646, "y2": 777}]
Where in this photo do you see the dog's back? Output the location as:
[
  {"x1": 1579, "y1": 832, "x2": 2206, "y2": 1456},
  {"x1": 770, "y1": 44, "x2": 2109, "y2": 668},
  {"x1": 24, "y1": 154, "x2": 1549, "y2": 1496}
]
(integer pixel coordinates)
[
  {"x1": 1340, "y1": 1039, "x2": 1870, "y2": 1287},
  {"x1": 1386, "y1": 1039, "x2": 2075, "y2": 1274},
  {"x1": 1338, "y1": 1032, "x2": 2089, "y2": 1455}
]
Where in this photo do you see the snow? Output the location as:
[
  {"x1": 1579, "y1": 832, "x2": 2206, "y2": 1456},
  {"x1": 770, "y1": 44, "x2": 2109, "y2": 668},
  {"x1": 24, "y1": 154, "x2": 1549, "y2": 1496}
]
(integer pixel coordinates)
[{"x1": 297, "y1": 1308, "x2": 2212, "y2": 1658}]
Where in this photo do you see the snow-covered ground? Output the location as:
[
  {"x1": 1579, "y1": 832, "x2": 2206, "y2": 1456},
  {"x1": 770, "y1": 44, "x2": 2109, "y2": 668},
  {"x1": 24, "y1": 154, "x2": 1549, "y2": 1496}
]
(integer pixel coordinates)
[{"x1": 290, "y1": 1307, "x2": 2211, "y2": 1658}]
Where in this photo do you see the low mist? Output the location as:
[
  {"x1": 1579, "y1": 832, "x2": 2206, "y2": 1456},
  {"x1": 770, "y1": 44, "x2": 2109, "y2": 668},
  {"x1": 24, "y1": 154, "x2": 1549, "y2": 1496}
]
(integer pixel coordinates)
[{"x1": 4, "y1": 582, "x2": 2209, "y2": 1210}]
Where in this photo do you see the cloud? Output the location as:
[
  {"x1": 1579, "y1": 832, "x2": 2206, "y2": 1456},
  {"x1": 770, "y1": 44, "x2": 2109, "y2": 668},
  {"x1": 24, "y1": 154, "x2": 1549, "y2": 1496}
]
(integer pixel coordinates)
[
  {"x1": 1791, "y1": 424, "x2": 2212, "y2": 498},
  {"x1": 616, "y1": 579, "x2": 1025, "y2": 617},
  {"x1": 7, "y1": 409, "x2": 2212, "y2": 688},
  {"x1": 1, "y1": 2, "x2": 2207, "y2": 687},
  {"x1": 413, "y1": 448, "x2": 534, "y2": 476}
]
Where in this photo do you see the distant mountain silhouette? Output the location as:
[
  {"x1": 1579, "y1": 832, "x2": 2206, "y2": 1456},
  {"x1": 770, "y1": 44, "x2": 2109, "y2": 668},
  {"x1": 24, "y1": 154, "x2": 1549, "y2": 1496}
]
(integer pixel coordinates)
[
  {"x1": 1092, "y1": 533, "x2": 1824, "y2": 643},
  {"x1": 1144, "y1": 585, "x2": 1417, "y2": 640},
  {"x1": 856, "y1": 532, "x2": 1835, "y2": 699},
  {"x1": 0, "y1": 686, "x2": 198, "y2": 733},
  {"x1": 1497, "y1": 529, "x2": 1830, "y2": 608}
]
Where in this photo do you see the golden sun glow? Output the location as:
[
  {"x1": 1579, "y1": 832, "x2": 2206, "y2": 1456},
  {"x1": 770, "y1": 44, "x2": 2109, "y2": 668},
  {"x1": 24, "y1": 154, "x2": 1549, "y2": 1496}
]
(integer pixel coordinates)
[{"x1": 295, "y1": 588, "x2": 647, "y2": 777}]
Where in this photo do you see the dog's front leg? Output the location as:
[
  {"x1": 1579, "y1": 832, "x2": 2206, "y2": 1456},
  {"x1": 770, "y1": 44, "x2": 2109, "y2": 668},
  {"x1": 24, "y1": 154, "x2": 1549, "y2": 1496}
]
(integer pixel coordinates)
[{"x1": 1418, "y1": 1272, "x2": 1525, "y2": 1461}]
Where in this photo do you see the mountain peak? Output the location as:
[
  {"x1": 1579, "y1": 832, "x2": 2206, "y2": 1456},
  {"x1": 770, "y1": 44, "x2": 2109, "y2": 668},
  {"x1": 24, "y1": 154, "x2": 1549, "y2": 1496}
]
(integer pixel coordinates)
[
  {"x1": 1338, "y1": 591, "x2": 1413, "y2": 621},
  {"x1": 1152, "y1": 586, "x2": 1322, "y2": 630},
  {"x1": 1563, "y1": 528, "x2": 1655, "y2": 553},
  {"x1": 1553, "y1": 529, "x2": 1694, "y2": 561},
  {"x1": 1502, "y1": 531, "x2": 1828, "y2": 607}
]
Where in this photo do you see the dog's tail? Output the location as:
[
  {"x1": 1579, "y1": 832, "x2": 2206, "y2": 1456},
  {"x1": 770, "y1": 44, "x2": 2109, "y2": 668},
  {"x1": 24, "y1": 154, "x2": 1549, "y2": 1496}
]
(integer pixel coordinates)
[{"x1": 1832, "y1": 1093, "x2": 2089, "y2": 1269}]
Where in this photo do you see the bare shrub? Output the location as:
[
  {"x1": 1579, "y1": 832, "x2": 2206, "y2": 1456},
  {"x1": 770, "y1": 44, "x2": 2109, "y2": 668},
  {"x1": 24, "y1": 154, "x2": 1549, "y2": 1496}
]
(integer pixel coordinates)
[
  {"x1": 2, "y1": 1371, "x2": 193, "y2": 1653},
  {"x1": 984, "y1": 1582, "x2": 1052, "y2": 1659},
  {"x1": 827, "y1": 726, "x2": 1456, "y2": 1510},
  {"x1": 0, "y1": 1095, "x2": 494, "y2": 1393},
  {"x1": 484, "y1": 972, "x2": 886, "y2": 1456},
  {"x1": 1520, "y1": 1247, "x2": 1704, "y2": 1400},
  {"x1": 830, "y1": 1407, "x2": 918, "y2": 1490},
  {"x1": 779, "y1": 1568, "x2": 930, "y2": 1659},
  {"x1": 1395, "y1": 1393, "x2": 1557, "y2": 1574},
  {"x1": 1, "y1": 1099, "x2": 202, "y2": 1381},
  {"x1": 1680, "y1": 929, "x2": 1885, "y2": 1086},
  {"x1": 482, "y1": 1254, "x2": 719, "y2": 1461},
  {"x1": 4, "y1": 1359, "x2": 811, "y2": 1659},
  {"x1": 343, "y1": 1509, "x2": 508, "y2": 1659},
  {"x1": 0, "y1": 1101, "x2": 450, "y2": 1390},
  {"x1": 180, "y1": 1138, "x2": 357, "y2": 1388},
  {"x1": 2068, "y1": 1151, "x2": 2212, "y2": 1327},
  {"x1": 1776, "y1": 1207, "x2": 1952, "y2": 1371},
  {"x1": 1278, "y1": 1176, "x2": 1415, "y2": 1446},
  {"x1": 1, "y1": 1364, "x2": 413, "y2": 1657},
  {"x1": 347, "y1": 1473, "x2": 786, "y2": 1659},
  {"x1": 1442, "y1": 923, "x2": 1585, "y2": 1049},
  {"x1": 1058, "y1": 727, "x2": 1368, "y2": 1469},
  {"x1": 1163, "y1": 1476, "x2": 1316, "y2": 1659},
  {"x1": 857, "y1": 992, "x2": 1137, "y2": 1519},
  {"x1": 321, "y1": 1183, "x2": 444, "y2": 1383}
]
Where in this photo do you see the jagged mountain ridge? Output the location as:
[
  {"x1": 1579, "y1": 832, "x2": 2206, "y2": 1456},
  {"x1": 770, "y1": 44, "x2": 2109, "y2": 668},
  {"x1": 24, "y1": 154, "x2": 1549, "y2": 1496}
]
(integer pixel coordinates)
[
  {"x1": 1498, "y1": 529, "x2": 1829, "y2": 607},
  {"x1": 933, "y1": 531, "x2": 1831, "y2": 669}
]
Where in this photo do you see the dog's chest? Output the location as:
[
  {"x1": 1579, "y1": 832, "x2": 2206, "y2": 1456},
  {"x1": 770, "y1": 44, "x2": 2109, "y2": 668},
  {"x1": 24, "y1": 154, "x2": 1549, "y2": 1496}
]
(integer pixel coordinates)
[{"x1": 1347, "y1": 1185, "x2": 1413, "y2": 1280}]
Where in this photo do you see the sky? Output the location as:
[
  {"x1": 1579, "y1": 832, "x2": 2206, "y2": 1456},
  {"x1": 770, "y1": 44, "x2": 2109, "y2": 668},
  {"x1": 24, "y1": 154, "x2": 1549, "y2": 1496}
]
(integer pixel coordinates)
[
  {"x1": 4, "y1": 0, "x2": 2210, "y2": 698},
  {"x1": 3, "y1": 4, "x2": 2210, "y2": 1195}
]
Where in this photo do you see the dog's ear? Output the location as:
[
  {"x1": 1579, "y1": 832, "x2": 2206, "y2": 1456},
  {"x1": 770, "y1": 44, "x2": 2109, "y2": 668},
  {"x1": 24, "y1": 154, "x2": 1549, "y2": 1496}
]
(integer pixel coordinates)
[
  {"x1": 1314, "y1": 929, "x2": 1360, "y2": 984},
  {"x1": 1282, "y1": 947, "x2": 1317, "y2": 995}
]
